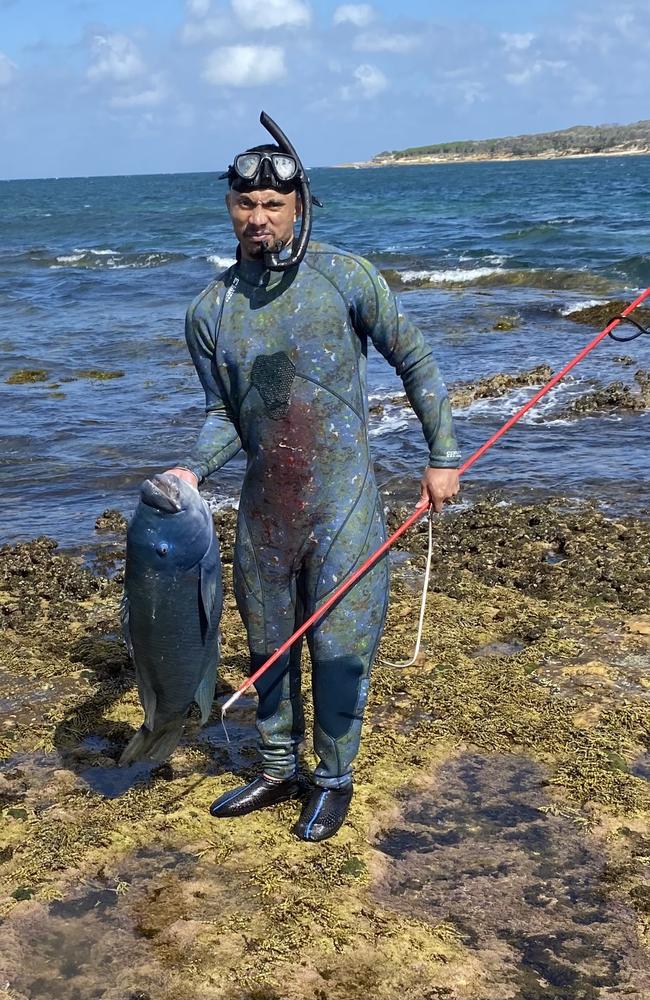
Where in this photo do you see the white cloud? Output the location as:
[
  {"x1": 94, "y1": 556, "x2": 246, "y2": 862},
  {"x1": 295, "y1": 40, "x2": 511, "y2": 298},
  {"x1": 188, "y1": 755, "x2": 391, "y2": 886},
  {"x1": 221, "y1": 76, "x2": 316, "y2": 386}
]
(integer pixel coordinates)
[
  {"x1": 87, "y1": 34, "x2": 145, "y2": 83},
  {"x1": 457, "y1": 80, "x2": 487, "y2": 105},
  {"x1": 187, "y1": 0, "x2": 211, "y2": 14},
  {"x1": 354, "y1": 31, "x2": 420, "y2": 53},
  {"x1": 346, "y1": 62, "x2": 387, "y2": 99},
  {"x1": 505, "y1": 58, "x2": 567, "y2": 87},
  {"x1": 109, "y1": 76, "x2": 167, "y2": 108},
  {"x1": 0, "y1": 51, "x2": 17, "y2": 87},
  {"x1": 231, "y1": 0, "x2": 310, "y2": 30},
  {"x1": 333, "y1": 3, "x2": 374, "y2": 27},
  {"x1": 501, "y1": 32, "x2": 535, "y2": 52},
  {"x1": 203, "y1": 45, "x2": 286, "y2": 86},
  {"x1": 181, "y1": 14, "x2": 228, "y2": 44}
]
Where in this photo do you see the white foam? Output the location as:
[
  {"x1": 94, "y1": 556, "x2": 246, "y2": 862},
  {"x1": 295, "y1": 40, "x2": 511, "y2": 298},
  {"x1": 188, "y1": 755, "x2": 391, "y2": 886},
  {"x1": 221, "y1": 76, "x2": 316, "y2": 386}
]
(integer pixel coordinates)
[
  {"x1": 51, "y1": 250, "x2": 176, "y2": 270},
  {"x1": 369, "y1": 408, "x2": 412, "y2": 437},
  {"x1": 207, "y1": 254, "x2": 236, "y2": 268},
  {"x1": 73, "y1": 247, "x2": 118, "y2": 256},
  {"x1": 560, "y1": 299, "x2": 608, "y2": 317},
  {"x1": 459, "y1": 254, "x2": 506, "y2": 266},
  {"x1": 399, "y1": 266, "x2": 503, "y2": 285},
  {"x1": 55, "y1": 253, "x2": 84, "y2": 264},
  {"x1": 205, "y1": 495, "x2": 239, "y2": 512}
]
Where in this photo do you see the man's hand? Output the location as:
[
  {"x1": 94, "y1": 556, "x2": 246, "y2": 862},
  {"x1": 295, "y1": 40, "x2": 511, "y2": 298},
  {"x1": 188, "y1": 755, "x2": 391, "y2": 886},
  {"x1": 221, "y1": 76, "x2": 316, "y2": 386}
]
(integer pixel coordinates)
[
  {"x1": 418, "y1": 467, "x2": 460, "y2": 513},
  {"x1": 163, "y1": 467, "x2": 199, "y2": 490}
]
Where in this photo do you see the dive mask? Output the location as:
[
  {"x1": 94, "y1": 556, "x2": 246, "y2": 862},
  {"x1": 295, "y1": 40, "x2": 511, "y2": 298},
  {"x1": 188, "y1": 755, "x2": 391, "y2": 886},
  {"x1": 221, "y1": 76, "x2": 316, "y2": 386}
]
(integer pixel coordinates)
[{"x1": 231, "y1": 150, "x2": 298, "y2": 185}]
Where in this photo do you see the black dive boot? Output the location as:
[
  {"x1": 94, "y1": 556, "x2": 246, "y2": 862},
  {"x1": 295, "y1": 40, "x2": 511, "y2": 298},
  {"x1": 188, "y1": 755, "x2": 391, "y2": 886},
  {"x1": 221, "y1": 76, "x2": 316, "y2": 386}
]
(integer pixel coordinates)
[
  {"x1": 293, "y1": 783, "x2": 353, "y2": 842},
  {"x1": 209, "y1": 775, "x2": 303, "y2": 818}
]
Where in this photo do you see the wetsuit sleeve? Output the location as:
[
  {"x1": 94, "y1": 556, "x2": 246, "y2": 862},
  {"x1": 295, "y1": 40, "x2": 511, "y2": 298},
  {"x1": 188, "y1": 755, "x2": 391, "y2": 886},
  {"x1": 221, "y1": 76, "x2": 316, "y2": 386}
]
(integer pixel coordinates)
[
  {"x1": 177, "y1": 306, "x2": 242, "y2": 483},
  {"x1": 352, "y1": 259, "x2": 460, "y2": 468}
]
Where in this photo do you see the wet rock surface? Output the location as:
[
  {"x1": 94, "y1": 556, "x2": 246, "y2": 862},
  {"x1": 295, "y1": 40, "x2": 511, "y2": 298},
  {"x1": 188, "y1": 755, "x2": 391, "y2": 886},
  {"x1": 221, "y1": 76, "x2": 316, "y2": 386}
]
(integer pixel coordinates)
[
  {"x1": 448, "y1": 365, "x2": 553, "y2": 409},
  {"x1": 560, "y1": 369, "x2": 650, "y2": 416},
  {"x1": 388, "y1": 494, "x2": 650, "y2": 611},
  {"x1": 0, "y1": 495, "x2": 648, "y2": 999},
  {"x1": 95, "y1": 509, "x2": 129, "y2": 533},
  {"x1": 4, "y1": 368, "x2": 50, "y2": 384},
  {"x1": 370, "y1": 366, "x2": 554, "y2": 416},
  {"x1": 376, "y1": 754, "x2": 650, "y2": 999},
  {"x1": 566, "y1": 301, "x2": 650, "y2": 329}
]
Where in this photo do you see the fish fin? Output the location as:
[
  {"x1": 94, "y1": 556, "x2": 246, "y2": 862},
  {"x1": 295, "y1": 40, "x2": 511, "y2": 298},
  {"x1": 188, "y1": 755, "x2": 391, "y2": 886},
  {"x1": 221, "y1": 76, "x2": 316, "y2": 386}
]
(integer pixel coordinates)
[
  {"x1": 120, "y1": 592, "x2": 134, "y2": 658},
  {"x1": 118, "y1": 718, "x2": 186, "y2": 766},
  {"x1": 199, "y1": 524, "x2": 223, "y2": 627},
  {"x1": 194, "y1": 651, "x2": 219, "y2": 725}
]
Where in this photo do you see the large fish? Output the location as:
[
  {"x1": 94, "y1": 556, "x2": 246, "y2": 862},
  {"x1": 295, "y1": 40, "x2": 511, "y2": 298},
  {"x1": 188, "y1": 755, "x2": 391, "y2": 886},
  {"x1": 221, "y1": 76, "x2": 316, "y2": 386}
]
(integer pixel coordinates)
[{"x1": 119, "y1": 473, "x2": 222, "y2": 764}]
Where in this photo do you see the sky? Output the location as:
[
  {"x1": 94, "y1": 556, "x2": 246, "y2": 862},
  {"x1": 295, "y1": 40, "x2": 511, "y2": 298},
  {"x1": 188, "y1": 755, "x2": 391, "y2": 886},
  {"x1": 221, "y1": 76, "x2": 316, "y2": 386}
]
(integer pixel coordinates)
[{"x1": 0, "y1": 0, "x2": 649, "y2": 179}]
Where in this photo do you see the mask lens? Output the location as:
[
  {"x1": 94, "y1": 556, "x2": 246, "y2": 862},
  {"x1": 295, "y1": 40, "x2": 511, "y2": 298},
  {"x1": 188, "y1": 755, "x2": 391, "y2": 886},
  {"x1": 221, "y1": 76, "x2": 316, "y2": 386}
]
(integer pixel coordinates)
[
  {"x1": 234, "y1": 152, "x2": 261, "y2": 179},
  {"x1": 271, "y1": 154, "x2": 297, "y2": 180}
]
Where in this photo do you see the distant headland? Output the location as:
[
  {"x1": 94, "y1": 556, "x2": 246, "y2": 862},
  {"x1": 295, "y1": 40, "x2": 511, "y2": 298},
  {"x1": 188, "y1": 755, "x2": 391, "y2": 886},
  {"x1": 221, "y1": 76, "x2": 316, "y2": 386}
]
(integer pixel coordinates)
[{"x1": 340, "y1": 120, "x2": 650, "y2": 167}]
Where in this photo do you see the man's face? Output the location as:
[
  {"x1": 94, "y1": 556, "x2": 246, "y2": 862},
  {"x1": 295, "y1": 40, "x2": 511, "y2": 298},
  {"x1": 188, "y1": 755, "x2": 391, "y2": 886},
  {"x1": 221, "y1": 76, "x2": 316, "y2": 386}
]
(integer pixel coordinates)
[{"x1": 226, "y1": 188, "x2": 300, "y2": 261}]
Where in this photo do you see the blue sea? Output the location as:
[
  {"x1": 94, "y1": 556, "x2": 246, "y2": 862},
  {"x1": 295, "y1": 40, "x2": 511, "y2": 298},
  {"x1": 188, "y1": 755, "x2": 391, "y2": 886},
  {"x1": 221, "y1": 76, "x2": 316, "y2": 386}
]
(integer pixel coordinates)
[{"x1": 1, "y1": 156, "x2": 649, "y2": 547}]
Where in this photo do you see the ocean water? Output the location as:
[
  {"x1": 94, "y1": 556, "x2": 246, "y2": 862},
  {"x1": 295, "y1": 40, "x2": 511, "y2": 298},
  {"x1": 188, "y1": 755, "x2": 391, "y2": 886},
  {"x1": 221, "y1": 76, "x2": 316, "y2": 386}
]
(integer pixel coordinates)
[{"x1": 1, "y1": 156, "x2": 649, "y2": 547}]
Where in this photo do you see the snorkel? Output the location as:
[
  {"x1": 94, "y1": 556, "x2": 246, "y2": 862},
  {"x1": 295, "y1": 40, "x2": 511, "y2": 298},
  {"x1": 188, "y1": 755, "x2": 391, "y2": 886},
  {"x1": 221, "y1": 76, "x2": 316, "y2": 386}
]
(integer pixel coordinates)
[
  {"x1": 257, "y1": 111, "x2": 314, "y2": 271},
  {"x1": 222, "y1": 112, "x2": 320, "y2": 272}
]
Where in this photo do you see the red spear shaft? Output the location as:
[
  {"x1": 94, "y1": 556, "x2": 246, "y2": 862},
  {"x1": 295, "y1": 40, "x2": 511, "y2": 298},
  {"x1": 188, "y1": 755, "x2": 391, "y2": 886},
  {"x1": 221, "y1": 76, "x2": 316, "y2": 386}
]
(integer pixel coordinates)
[{"x1": 221, "y1": 285, "x2": 650, "y2": 718}]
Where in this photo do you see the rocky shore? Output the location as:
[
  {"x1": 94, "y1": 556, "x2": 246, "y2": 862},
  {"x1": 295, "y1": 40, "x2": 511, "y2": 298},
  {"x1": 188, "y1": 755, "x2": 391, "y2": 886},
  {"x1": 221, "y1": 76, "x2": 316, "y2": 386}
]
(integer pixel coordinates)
[
  {"x1": 342, "y1": 147, "x2": 650, "y2": 169},
  {"x1": 1, "y1": 495, "x2": 649, "y2": 999}
]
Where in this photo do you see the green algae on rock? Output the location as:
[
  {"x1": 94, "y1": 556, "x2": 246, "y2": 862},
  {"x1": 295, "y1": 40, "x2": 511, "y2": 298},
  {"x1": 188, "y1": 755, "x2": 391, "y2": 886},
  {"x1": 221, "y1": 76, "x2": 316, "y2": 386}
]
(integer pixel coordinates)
[
  {"x1": 448, "y1": 365, "x2": 552, "y2": 409},
  {"x1": 491, "y1": 315, "x2": 520, "y2": 331},
  {"x1": 566, "y1": 300, "x2": 650, "y2": 328},
  {"x1": 95, "y1": 509, "x2": 129, "y2": 533},
  {"x1": 387, "y1": 494, "x2": 650, "y2": 611},
  {"x1": 0, "y1": 496, "x2": 649, "y2": 999},
  {"x1": 76, "y1": 369, "x2": 125, "y2": 381},
  {"x1": 379, "y1": 366, "x2": 554, "y2": 416},
  {"x1": 560, "y1": 369, "x2": 650, "y2": 416},
  {"x1": 5, "y1": 369, "x2": 49, "y2": 385}
]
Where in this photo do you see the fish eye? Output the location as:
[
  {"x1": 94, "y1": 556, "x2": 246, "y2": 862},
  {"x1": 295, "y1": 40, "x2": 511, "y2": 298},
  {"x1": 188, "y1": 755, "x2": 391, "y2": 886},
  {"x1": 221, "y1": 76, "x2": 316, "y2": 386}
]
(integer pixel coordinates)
[{"x1": 156, "y1": 543, "x2": 169, "y2": 556}]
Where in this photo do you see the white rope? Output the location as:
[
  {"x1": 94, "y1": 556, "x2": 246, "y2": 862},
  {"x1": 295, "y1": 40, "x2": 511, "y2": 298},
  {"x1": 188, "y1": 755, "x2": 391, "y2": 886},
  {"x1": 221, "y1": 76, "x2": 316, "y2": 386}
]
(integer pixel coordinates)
[{"x1": 379, "y1": 506, "x2": 434, "y2": 668}]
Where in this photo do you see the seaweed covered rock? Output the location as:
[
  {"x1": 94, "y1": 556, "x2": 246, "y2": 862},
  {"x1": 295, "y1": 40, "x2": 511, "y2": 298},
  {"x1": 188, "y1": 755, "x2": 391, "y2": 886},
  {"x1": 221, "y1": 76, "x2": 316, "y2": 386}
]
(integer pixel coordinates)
[
  {"x1": 0, "y1": 537, "x2": 102, "y2": 616},
  {"x1": 387, "y1": 495, "x2": 650, "y2": 611},
  {"x1": 210, "y1": 506, "x2": 238, "y2": 565},
  {"x1": 4, "y1": 369, "x2": 49, "y2": 384},
  {"x1": 95, "y1": 509, "x2": 128, "y2": 533},
  {"x1": 566, "y1": 300, "x2": 650, "y2": 328},
  {"x1": 449, "y1": 365, "x2": 552, "y2": 408},
  {"x1": 562, "y1": 369, "x2": 650, "y2": 416},
  {"x1": 492, "y1": 315, "x2": 520, "y2": 331}
]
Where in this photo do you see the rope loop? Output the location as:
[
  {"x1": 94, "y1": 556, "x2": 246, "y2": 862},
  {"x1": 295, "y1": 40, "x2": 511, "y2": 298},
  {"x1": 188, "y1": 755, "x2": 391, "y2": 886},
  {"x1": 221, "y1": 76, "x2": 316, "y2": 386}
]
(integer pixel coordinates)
[
  {"x1": 607, "y1": 315, "x2": 650, "y2": 343},
  {"x1": 379, "y1": 506, "x2": 434, "y2": 669}
]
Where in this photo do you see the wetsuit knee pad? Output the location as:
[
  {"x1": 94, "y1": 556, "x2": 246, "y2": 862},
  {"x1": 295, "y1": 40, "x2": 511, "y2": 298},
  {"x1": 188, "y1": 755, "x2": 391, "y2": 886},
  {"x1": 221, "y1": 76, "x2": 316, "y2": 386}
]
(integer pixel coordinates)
[
  {"x1": 312, "y1": 655, "x2": 365, "y2": 741},
  {"x1": 251, "y1": 651, "x2": 289, "y2": 720}
]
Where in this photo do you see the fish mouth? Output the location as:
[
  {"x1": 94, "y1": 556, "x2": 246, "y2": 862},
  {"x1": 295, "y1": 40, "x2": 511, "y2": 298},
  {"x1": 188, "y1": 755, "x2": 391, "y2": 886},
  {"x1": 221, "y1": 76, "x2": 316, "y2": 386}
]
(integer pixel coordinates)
[{"x1": 141, "y1": 473, "x2": 183, "y2": 513}]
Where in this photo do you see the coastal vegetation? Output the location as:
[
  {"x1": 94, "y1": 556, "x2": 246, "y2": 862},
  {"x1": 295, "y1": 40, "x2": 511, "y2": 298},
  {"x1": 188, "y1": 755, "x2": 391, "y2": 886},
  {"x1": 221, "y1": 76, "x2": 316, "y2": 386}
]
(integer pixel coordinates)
[{"x1": 371, "y1": 119, "x2": 650, "y2": 165}]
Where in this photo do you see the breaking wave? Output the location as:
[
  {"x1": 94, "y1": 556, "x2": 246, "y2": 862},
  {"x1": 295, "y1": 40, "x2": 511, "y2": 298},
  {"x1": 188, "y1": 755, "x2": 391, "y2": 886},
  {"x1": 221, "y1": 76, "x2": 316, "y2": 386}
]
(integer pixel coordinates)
[
  {"x1": 560, "y1": 298, "x2": 608, "y2": 317},
  {"x1": 382, "y1": 266, "x2": 619, "y2": 294},
  {"x1": 38, "y1": 248, "x2": 187, "y2": 270},
  {"x1": 207, "y1": 254, "x2": 236, "y2": 269}
]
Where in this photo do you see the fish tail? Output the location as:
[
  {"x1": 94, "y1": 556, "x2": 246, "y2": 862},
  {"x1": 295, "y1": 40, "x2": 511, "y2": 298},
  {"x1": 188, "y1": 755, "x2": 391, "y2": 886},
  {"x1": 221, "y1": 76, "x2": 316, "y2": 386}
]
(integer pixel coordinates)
[{"x1": 118, "y1": 718, "x2": 186, "y2": 766}]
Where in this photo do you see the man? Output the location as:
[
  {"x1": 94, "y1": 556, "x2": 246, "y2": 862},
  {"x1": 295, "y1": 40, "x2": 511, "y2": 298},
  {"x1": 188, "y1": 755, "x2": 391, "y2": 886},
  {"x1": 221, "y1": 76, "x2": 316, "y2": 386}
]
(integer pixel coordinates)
[{"x1": 167, "y1": 115, "x2": 460, "y2": 842}]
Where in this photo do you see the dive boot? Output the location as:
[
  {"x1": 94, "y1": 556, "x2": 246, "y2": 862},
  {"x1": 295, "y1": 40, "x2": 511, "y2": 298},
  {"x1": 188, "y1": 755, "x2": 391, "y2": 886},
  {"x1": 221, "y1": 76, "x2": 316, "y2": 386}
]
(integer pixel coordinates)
[
  {"x1": 293, "y1": 783, "x2": 353, "y2": 842},
  {"x1": 209, "y1": 774, "x2": 303, "y2": 818}
]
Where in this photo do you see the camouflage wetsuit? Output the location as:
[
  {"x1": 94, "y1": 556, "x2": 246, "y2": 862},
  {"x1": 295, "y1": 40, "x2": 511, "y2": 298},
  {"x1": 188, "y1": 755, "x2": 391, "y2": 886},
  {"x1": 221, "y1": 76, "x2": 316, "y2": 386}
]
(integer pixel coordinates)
[{"x1": 182, "y1": 241, "x2": 460, "y2": 789}]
